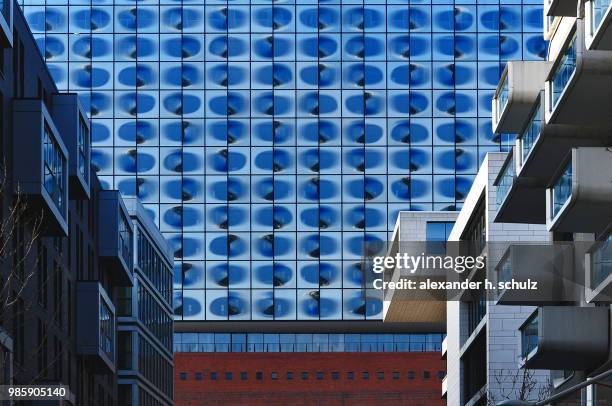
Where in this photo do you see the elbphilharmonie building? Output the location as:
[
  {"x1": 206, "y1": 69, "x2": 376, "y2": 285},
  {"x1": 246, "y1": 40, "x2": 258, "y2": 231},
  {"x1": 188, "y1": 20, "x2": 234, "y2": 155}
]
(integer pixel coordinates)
[{"x1": 21, "y1": 0, "x2": 545, "y2": 322}]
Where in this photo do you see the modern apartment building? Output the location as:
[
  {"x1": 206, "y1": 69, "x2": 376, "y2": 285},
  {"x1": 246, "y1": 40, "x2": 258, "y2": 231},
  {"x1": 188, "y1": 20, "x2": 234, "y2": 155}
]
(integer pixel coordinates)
[
  {"x1": 444, "y1": 152, "x2": 551, "y2": 405},
  {"x1": 0, "y1": 2, "x2": 173, "y2": 404},
  {"x1": 117, "y1": 197, "x2": 175, "y2": 406},
  {"x1": 484, "y1": 0, "x2": 612, "y2": 404}
]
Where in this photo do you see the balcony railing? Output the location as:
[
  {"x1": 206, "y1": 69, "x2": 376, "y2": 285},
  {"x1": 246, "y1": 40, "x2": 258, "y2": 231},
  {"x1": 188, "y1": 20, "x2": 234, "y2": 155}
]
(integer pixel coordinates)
[
  {"x1": 43, "y1": 126, "x2": 67, "y2": 216},
  {"x1": 520, "y1": 97, "x2": 543, "y2": 168},
  {"x1": 496, "y1": 153, "x2": 515, "y2": 208},
  {"x1": 496, "y1": 72, "x2": 509, "y2": 119},
  {"x1": 520, "y1": 313, "x2": 539, "y2": 359},
  {"x1": 551, "y1": 160, "x2": 572, "y2": 220},
  {"x1": 590, "y1": 234, "x2": 612, "y2": 289},
  {"x1": 550, "y1": 34, "x2": 577, "y2": 111},
  {"x1": 592, "y1": 0, "x2": 612, "y2": 34},
  {"x1": 519, "y1": 307, "x2": 609, "y2": 370}
]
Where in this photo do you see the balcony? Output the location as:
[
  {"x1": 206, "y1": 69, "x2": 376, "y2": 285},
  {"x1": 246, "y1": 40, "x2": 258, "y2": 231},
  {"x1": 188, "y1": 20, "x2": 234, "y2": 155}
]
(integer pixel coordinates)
[
  {"x1": 495, "y1": 244, "x2": 574, "y2": 305},
  {"x1": 585, "y1": 231, "x2": 612, "y2": 302},
  {"x1": 545, "y1": 20, "x2": 612, "y2": 128},
  {"x1": 99, "y1": 191, "x2": 134, "y2": 287},
  {"x1": 546, "y1": 148, "x2": 612, "y2": 233},
  {"x1": 492, "y1": 61, "x2": 553, "y2": 134},
  {"x1": 0, "y1": 0, "x2": 12, "y2": 47},
  {"x1": 76, "y1": 282, "x2": 116, "y2": 373},
  {"x1": 12, "y1": 99, "x2": 68, "y2": 236},
  {"x1": 519, "y1": 306, "x2": 609, "y2": 370},
  {"x1": 52, "y1": 94, "x2": 91, "y2": 199},
  {"x1": 586, "y1": 0, "x2": 612, "y2": 50},
  {"x1": 494, "y1": 149, "x2": 546, "y2": 224},
  {"x1": 516, "y1": 91, "x2": 607, "y2": 185},
  {"x1": 545, "y1": 0, "x2": 579, "y2": 17}
]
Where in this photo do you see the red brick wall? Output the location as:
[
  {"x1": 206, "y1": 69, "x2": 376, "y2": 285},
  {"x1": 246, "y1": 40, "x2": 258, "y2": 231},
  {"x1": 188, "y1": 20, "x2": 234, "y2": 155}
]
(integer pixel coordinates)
[{"x1": 175, "y1": 352, "x2": 445, "y2": 406}]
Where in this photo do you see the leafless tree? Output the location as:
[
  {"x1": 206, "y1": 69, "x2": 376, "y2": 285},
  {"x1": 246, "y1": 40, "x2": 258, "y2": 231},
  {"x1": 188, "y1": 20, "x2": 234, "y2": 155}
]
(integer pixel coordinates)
[{"x1": 482, "y1": 368, "x2": 553, "y2": 405}]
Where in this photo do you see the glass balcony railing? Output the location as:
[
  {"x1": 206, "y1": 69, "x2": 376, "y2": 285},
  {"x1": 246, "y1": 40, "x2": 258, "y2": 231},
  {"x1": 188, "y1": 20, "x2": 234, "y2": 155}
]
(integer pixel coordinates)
[
  {"x1": 43, "y1": 126, "x2": 67, "y2": 215},
  {"x1": 521, "y1": 313, "x2": 539, "y2": 358},
  {"x1": 118, "y1": 211, "x2": 133, "y2": 270},
  {"x1": 497, "y1": 254, "x2": 512, "y2": 285},
  {"x1": 520, "y1": 97, "x2": 543, "y2": 166},
  {"x1": 551, "y1": 160, "x2": 572, "y2": 219},
  {"x1": 550, "y1": 34, "x2": 577, "y2": 111},
  {"x1": 0, "y1": 0, "x2": 8, "y2": 24},
  {"x1": 592, "y1": 0, "x2": 612, "y2": 35},
  {"x1": 591, "y1": 233, "x2": 612, "y2": 288},
  {"x1": 497, "y1": 72, "x2": 509, "y2": 117},
  {"x1": 496, "y1": 154, "x2": 515, "y2": 208}
]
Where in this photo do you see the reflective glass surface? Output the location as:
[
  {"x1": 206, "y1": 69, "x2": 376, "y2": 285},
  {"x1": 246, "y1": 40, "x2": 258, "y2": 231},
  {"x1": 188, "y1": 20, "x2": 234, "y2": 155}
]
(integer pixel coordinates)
[
  {"x1": 497, "y1": 72, "x2": 509, "y2": 118},
  {"x1": 550, "y1": 33, "x2": 577, "y2": 111},
  {"x1": 520, "y1": 313, "x2": 538, "y2": 358},
  {"x1": 551, "y1": 159, "x2": 572, "y2": 220},
  {"x1": 495, "y1": 153, "x2": 514, "y2": 208},
  {"x1": 520, "y1": 95, "x2": 543, "y2": 166},
  {"x1": 592, "y1": 0, "x2": 612, "y2": 35},
  {"x1": 174, "y1": 332, "x2": 444, "y2": 353},
  {"x1": 43, "y1": 125, "x2": 66, "y2": 215},
  {"x1": 22, "y1": 0, "x2": 545, "y2": 321}
]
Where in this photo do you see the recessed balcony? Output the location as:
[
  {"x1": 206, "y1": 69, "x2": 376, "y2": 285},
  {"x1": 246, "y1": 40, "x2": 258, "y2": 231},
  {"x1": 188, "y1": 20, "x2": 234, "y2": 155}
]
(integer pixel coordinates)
[
  {"x1": 99, "y1": 191, "x2": 134, "y2": 287},
  {"x1": 519, "y1": 306, "x2": 609, "y2": 370},
  {"x1": 12, "y1": 99, "x2": 68, "y2": 236},
  {"x1": 492, "y1": 61, "x2": 553, "y2": 134},
  {"x1": 586, "y1": 0, "x2": 612, "y2": 50},
  {"x1": 545, "y1": 19, "x2": 612, "y2": 128},
  {"x1": 516, "y1": 91, "x2": 608, "y2": 185},
  {"x1": 0, "y1": 0, "x2": 13, "y2": 47},
  {"x1": 545, "y1": 0, "x2": 579, "y2": 17},
  {"x1": 546, "y1": 148, "x2": 612, "y2": 233},
  {"x1": 495, "y1": 244, "x2": 574, "y2": 305},
  {"x1": 494, "y1": 149, "x2": 546, "y2": 224},
  {"x1": 52, "y1": 94, "x2": 91, "y2": 199},
  {"x1": 585, "y1": 231, "x2": 612, "y2": 302},
  {"x1": 76, "y1": 282, "x2": 116, "y2": 373}
]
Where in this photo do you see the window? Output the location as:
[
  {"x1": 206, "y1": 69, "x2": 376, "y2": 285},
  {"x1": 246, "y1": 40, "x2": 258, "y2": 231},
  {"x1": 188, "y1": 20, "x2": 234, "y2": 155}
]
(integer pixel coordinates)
[
  {"x1": 377, "y1": 371, "x2": 384, "y2": 380},
  {"x1": 256, "y1": 371, "x2": 263, "y2": 380},
  {"x1": 392, "y1": 371, "x2": 400, "y2": 380},
  {"x1": 99, "y1": 299, "x2": 114, "y2": 359},
  {"x1": 271, "y1": 372, "x2": 278, "y2": 380},
  {"x1": 240, "y1": 372, "x2": 248, "y2": 380},
  {"x1": 210, "y1": 372, "x2": 217, "y2": 380},
  {"x1": 347, "y1": 372, "x2": 354, "y2": 380},
  {"x1": 225, "y1": 372, "x2": 232, "y2": 380},
  {"x1": 331, "y1": 371, "x2": 339, "y2": 380},
  {"x1": 426, "y1": 222, "x2": 454, "y2": 241},
  {"x1": 407, "y1": 371, "x2": 415, "y2": 380},
  {"x1": 42, "y1": 125, "x2": 66, "y2": 214},
  {"x1": 423, "y1": 371, "x2": 431, "y2": 379},
  {"x1": 77, "y1": 116, "x2": 89, "y2": 182},
  {"x1": 195, "y1": 372, "x2": 203, "y2": 381},
  {"x1": 179, "y1": 372, "x2": 187, "y2": 381},
  {"x1": 286, "y1": 372, "x2": 293, "y2": 380},
  {"x1": 362, "y1": 371, "x2": 369, "y2": 380},
  {"x1": 301, "y1": 372, "x2": 309, "y2": 380},
  {"x1": 316, "y1": 371, "x2": 324, "y2": 380}
]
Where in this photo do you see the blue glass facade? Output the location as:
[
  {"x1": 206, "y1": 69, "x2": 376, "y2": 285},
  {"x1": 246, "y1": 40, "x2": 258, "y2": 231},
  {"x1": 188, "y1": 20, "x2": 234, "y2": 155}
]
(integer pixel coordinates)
[{"x1": 21, "y1": 0, "x2": 545, "y2": 322}]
